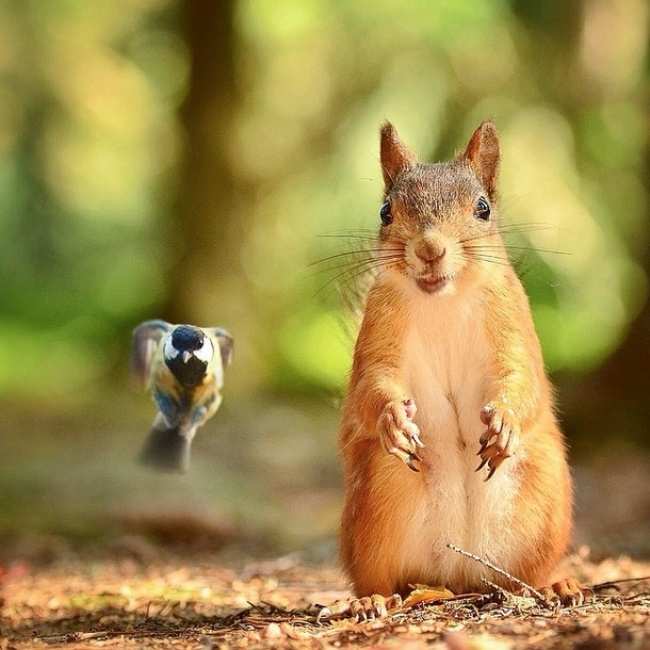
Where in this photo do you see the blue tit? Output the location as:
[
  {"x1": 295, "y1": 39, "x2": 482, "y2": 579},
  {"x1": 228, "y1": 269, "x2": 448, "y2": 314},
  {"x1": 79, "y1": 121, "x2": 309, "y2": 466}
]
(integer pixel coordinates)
[{"x1": 131, "y1": 320, "x2": 233, "y2": 473}]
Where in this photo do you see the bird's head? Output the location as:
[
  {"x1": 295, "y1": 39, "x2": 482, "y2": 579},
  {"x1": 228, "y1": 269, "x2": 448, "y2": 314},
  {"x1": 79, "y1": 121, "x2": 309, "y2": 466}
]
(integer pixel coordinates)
[{"x1": 163, "y1": 325, "x2": 213, "y2": 387}]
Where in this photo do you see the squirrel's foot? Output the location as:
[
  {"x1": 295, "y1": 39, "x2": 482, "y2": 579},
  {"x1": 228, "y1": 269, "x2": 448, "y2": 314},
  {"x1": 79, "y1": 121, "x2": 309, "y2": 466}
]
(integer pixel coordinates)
[
  {"x1": 379, "y1": 399, "x2": 424, "y2": 472},
  {"x1": 540, "y1": 578, "x2": 590, "y2": 607},
  {"x1": 317, "y1": 594, "x2": 402, "y2": 623},
  {"x1": 476, "y1": 402, "x2": 520, "y2": 480}
]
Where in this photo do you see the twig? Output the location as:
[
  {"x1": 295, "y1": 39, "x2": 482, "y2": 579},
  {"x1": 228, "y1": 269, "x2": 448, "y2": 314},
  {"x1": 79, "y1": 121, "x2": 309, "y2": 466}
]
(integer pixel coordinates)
[
  {"x1": 590, "y1": 576, "x2": 650, "y2": 591},
  {"x1": 481, "y1": 578, "x2": 512, "y2": 599},
  {"x1": 38, "y1": 630, "x2": 189, "y2": 642},
  {"x1": 447, "y1": 543, "x2": 549, "y2": 604}
]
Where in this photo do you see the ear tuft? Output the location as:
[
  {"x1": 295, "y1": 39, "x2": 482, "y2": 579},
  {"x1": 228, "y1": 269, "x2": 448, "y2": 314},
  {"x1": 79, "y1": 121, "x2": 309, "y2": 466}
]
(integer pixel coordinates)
[
  {"x1": 380, "y1": 121, "x2": 416, "y2": 191},
  {"x1": 462, "y1": 121, "x2": 500, "y2": 198}
]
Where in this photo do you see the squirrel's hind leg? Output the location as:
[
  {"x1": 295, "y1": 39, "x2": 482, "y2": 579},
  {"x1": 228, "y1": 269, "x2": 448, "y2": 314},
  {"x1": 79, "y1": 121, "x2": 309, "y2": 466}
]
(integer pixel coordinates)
[
  {"x1": 540, "y1": 578, "x2": 589, "y2": 607},
  {"x1": 317, "y1": 594, "x2": 403, "y2": 622},
  {"x1": 340, "y1": 441, "x2": 428, "y2": 598}
]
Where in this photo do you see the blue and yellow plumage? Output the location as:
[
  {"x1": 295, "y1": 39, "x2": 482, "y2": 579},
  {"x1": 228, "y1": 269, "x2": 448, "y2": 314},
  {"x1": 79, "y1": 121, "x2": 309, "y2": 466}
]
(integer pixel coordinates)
[{"x1": 132, "y1": 320, "x2": 233, "y2": 473}]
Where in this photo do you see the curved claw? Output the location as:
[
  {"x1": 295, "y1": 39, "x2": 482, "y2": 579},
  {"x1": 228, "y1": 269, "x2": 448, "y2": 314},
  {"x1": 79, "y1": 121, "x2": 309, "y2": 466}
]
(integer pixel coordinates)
[
  {"x1": 477, "y1": 403, "x2": 520, "y2": 480},
  {"x1": 406, "y1": 455, "x2": 420, "y2": 472},
  {"x1": 411, "y1": 429, "x2": 425, "y2": 448},
  {"x1": 380, "y1": 399, "x2": 424, "y2": 471},
  {"x1": 475, "y1": 457, "x2": 489, "y2": 472},
  {"x1": 541, "y1": 578, "x2": 588, "y2": 607}
]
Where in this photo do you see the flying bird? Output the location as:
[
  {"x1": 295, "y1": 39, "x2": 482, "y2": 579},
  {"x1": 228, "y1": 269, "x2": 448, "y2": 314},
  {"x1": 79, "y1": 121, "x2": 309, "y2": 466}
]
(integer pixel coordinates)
[{"x1": 131, "y1": 320, "x2": 233, "y2": 473}]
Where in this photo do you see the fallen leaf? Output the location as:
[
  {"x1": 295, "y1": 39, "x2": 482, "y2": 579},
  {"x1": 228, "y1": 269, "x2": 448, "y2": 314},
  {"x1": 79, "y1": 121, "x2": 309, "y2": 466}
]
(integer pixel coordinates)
[{"x1": 404, "y1": 584, "x2": 455, "y2": 607}]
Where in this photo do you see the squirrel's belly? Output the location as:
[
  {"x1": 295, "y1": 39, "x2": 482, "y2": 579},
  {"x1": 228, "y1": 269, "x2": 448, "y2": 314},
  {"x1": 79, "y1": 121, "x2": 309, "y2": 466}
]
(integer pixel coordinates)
[{"x1": 399, "y1": 320, "x2": 524, "y2": 589}]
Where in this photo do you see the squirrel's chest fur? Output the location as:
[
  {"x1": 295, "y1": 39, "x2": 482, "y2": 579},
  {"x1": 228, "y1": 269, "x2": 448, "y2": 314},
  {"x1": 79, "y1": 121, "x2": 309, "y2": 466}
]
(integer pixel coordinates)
[
  {"x1": 395, "y1": 284, "x2": 523, "y2": 588},
  {"x1": 403, "y1": 286, "x2": 490, "y2": 453}
]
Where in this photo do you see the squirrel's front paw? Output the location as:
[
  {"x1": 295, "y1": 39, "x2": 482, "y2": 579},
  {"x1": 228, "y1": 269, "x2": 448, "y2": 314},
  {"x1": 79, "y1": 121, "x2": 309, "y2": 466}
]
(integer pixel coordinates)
[
  {"x1": 476, "y1": 402, "x2": 520, "y2": 480},
  {"x1": 379, "y1": 399, "x2": 424, "y2": 472}
]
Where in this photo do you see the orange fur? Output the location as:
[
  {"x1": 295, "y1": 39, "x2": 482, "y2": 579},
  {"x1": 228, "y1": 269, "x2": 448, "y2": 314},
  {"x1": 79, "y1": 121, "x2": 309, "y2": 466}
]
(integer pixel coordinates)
[{"x1": 339, "y1": 122, "x2": 572, "y2": 597}]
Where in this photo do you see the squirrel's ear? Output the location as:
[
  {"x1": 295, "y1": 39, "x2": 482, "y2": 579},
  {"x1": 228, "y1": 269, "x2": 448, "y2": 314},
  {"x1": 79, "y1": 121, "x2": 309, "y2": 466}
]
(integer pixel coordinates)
[
  {"x1": 380, "y1": 122, "x2": 416, "y2": 191},
  {"x1": 462, "y1": 121, "x2": 500, "y2": 199}
]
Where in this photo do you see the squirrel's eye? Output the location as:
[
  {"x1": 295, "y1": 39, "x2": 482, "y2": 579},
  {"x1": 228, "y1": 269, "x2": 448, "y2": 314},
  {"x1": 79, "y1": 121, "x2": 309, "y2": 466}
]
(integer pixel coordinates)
[
  {"x1": 380, "y1": 200, "x2": 392, "y2": 226},
  {"x1": 474, "y1": 197, "x2": 490, "y2": 221}
]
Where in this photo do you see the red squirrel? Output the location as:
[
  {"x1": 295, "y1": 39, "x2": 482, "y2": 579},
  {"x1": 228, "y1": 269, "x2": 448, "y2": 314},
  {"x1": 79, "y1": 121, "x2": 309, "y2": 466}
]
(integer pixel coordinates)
[{"x1": 328, "y1": 121, "x2": 579, "y2": 620}]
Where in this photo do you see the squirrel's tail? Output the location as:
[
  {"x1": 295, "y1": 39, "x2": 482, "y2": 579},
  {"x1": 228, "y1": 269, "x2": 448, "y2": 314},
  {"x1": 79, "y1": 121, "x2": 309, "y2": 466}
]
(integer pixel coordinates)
[{"x1": 139, "y1": 421, "x2": 193, "y2": 473}]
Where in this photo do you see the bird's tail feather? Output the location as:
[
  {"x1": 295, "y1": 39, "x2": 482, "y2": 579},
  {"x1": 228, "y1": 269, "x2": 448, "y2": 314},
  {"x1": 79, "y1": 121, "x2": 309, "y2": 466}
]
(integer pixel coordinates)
[{"x1": 139, "y1": 424, "x2": 193, "y2": 473}]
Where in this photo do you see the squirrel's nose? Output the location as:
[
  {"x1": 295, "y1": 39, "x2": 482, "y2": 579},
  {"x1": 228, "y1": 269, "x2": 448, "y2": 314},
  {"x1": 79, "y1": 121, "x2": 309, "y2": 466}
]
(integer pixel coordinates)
[{"x1": 414, "y1": 239, "x2": 446, "y2": 264}]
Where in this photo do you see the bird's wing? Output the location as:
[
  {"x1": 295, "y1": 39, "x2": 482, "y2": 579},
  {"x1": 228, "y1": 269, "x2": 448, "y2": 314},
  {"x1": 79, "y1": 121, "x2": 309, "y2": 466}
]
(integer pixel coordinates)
[
  {"x1": 208, "y1": 327, "x2": 234, "y2": 368},
  {"x1": 131, "y1": 320, "x2": 172, "y2": 387}
]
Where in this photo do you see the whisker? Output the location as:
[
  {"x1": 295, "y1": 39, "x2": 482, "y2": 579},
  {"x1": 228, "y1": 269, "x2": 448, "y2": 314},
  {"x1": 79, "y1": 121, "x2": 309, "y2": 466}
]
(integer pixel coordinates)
[
  {"x1": 337, "y1": 260, "x2": 402, "y2": 285},
  {"x1": 317, "y1": 233, "x2": 380, "y2": 241},
  {"x1": 466, "y1": 250, "x2": 512, "y2": 259},
  {"x1": 459, "y1": 223, "x2": 555, "y2": 245},
  {"x1": 498, "y1": 221, "x2": 552, "y2": 227},
  {"x1": 309, "y1": 248, "x2": 403, "y2": 267},
  {"x1": 496, "y1": 221, "x2": 554, "y2": 228},
  {"x1": 497, "y1": 225, "x2": 556, "y2": 234},
  {"x1": 314, "y1": 259, "x2": 401, "y2": 296},
  {"x1": 312, "y1": 252, "x2": 404, "y2": 276},
  {"x1": 466, "y1": 245, "x2": 570, "y2": 256},
  {"x1": 463, "y1": 254, "x2": 512, "y2": 267},
  {"x1": 466, "y1": 254, "x2": 511, "y2": 262},
  {"x1": 318, "y1": 228, "x2": 377, "y2": 236},
  {"x1": 470, "y1": 251, "x2": 508, "y2": 260},
  {"x1": 318, "y1": 227, "x2": 379, "y2": 237},
  {"x1": 309, "y1": 255, "x2": 404, "y2": 277}
]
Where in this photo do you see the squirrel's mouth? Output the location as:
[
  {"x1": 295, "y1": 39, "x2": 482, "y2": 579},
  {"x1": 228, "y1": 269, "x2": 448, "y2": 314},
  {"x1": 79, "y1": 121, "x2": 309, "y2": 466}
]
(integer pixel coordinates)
[{"x1": 415, "y1": 273, "x2": 455, "y2": 293}]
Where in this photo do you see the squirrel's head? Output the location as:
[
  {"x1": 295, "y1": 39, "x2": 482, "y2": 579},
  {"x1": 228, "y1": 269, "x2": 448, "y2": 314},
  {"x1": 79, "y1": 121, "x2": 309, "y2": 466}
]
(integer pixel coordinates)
[{"x1": 377, "y1": 120, "x2": 501, "y2": 295}]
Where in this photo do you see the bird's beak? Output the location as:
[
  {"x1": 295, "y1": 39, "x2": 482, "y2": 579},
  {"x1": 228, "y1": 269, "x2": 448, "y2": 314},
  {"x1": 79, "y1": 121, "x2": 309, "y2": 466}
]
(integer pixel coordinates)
[{"x1": 182, "y1": 351, "x2": 192, "y2": 363}]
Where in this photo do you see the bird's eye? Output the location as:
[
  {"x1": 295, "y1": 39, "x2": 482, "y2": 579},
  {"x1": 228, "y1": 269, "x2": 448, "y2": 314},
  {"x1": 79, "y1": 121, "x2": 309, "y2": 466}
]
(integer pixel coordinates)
[
  {"x1": 474, "y1": 197, "x2": 490, "y2": 221},
  {"x1": 380, "y1": 200, "x2": 392, "y2": 226}
]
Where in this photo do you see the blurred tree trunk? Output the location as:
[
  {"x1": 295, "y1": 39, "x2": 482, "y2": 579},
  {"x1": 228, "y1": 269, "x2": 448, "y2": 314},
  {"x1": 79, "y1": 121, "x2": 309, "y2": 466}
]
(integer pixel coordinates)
[
  {"x1": 511, "y1": 0, "x2": 650, "y2": 452},
  {"x1": 563, "y1": 145, "x2": 650, "y2": 452},
  {"x1": 165, "y1": 0, "x2": 240, "y2": 324}
]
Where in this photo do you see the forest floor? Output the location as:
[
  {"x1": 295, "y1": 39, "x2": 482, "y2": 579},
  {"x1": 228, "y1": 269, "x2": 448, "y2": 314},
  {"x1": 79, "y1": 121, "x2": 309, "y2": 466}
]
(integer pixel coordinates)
[
  {"x1": 2, "y1": 550, "x2": 649, "y2": 650},
  {"x1": 2, "y1": 408, "x2": 650, "y2": 648}
]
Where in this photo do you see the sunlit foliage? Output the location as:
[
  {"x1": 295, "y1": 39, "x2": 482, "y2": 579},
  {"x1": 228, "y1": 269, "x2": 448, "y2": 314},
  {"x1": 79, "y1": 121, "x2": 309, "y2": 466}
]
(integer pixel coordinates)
[{"x1": 0, "y1": 0, "x2": 647, "y2": 405}]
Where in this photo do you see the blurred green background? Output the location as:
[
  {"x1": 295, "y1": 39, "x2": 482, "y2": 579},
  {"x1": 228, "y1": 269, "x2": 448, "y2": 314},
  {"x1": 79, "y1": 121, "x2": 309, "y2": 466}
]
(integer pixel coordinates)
[{"x1": 0, "y1": 0, "x2": 648, "y2": 561}]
